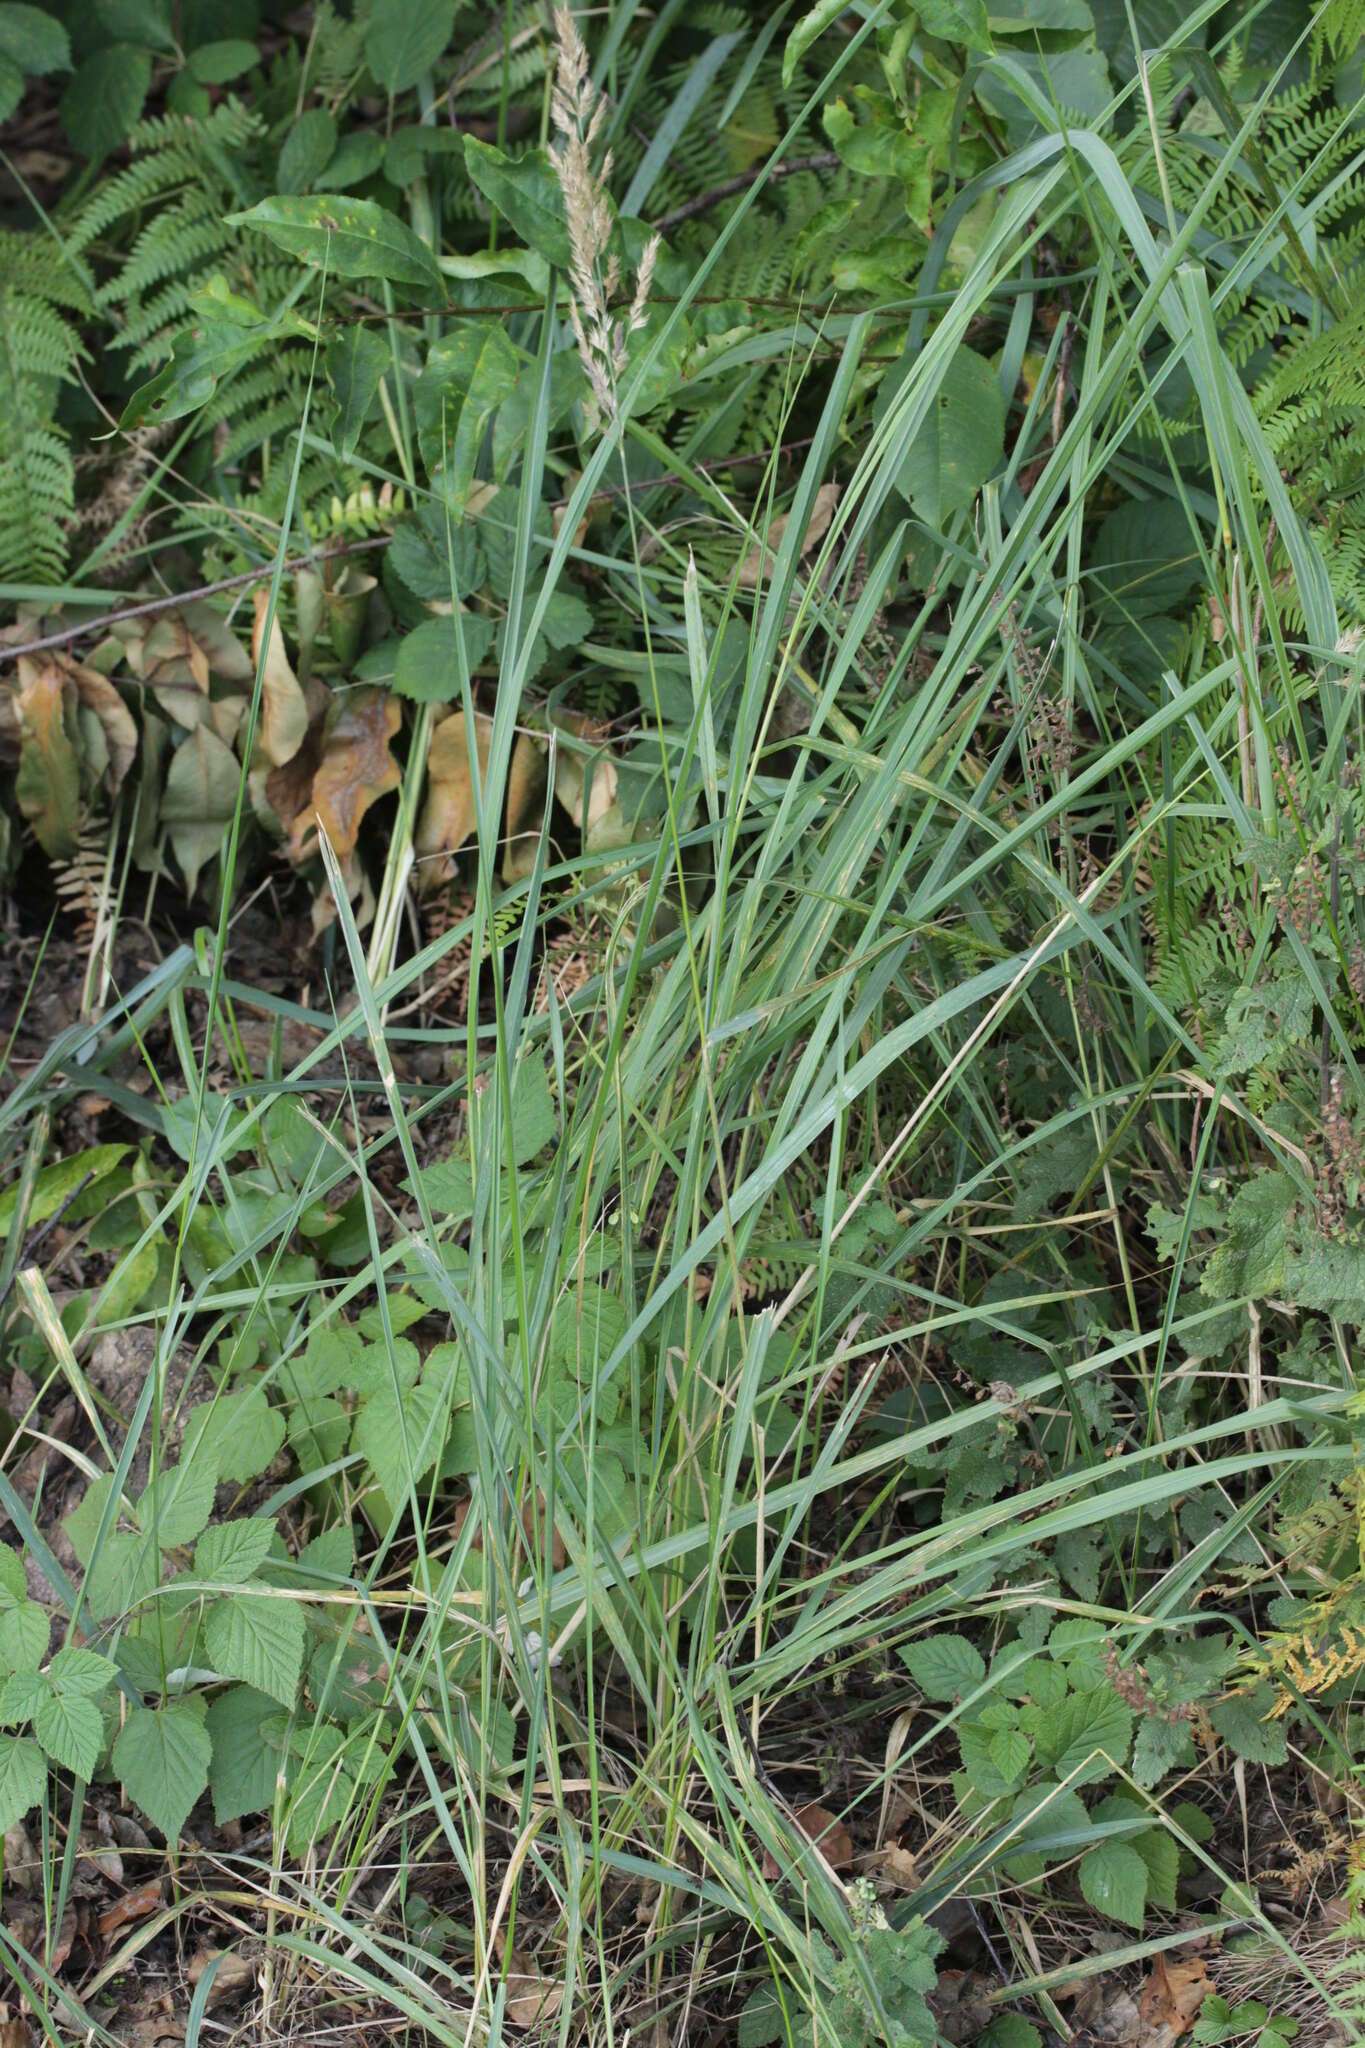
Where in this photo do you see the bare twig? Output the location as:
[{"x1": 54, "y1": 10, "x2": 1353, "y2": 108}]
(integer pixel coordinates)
[{"x1": 651, "y1": 153, "x2": 840, "y2": 234}]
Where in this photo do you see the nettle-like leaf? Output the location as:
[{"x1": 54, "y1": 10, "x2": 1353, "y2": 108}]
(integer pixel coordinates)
[
  {"x1": 0, "y1": 1732, "x2": 45, "y2": 1832},
  {"x1": 1078, "y1": 1836, "x2": 1149, "y2": 1931},
  {"x1": 900, "y1": 1633, "x2": 987, "y2": 1702},
  {"x1": 205, "y1": 1684, "x2": 281, "y2": 1826},
  {"x1": 112, "y1": 1701, "x2": 212, "y2": 1841},
  {"x1": 32, "y1": 1688, "x2": 104, "y2": 1779},
  {"x1": 182, "y1": 1387, "x2": 285, "y2": 1485},
  {"x1": 204, "y1": 1591, "x2": 306, "y2": 1708},
  {"x1": 194, "y1": 1519, "x2": 277, "y2": 1587}
]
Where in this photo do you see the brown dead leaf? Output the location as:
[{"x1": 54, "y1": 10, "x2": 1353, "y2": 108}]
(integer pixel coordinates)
[
  {"x1": 415, "y1": 709, "x2": 492, "y2": 887},
  {"x1": 70, "y1": 660, "x2": 137, "y2": 790},
  {"x1": 738, "y1": 481, "x2": 840, "y2": 588},
  {"x1": 498, "y1": 1938, "x2": 564, "y2": 2030},
  {"x1": 502, "y1": 729, "x2": 549, "y2": 884},
  {"x1": 187, "y1": 1948, "x2": 255, "y2": 2005},
  {"x1": 762, "y1": 1802, "x2": 853, "y2": 1880},
  {"x1": 550, "y1": 711, "x2": 616, "y2": 833},
  {"x1": 14, "y1": 657, "x2": 80, "y2": 857},
  {"x1": 0, "y1": 2015, "x2": 33, "y2": 2048},
  {"x1": 865, "y1": 1843, "x2": 920, "y2": 1891},
  {"x1": 1137, "y1": 1952, "x2": 1214, "y2": 2048},
  {"x1": 292, "y1": 688, "x2": 401, "y2": 860},
  {"x1": 252, "y1": 591, "x2": 309, "y2": 768},
  {"x1": 98, "y1": 1879, "x2": 165, "y2": 1942}
]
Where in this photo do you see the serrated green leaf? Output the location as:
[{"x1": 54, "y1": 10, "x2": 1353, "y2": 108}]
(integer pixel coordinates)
[
  {"x1": 112, "y1": 1703, "x2": 211, "y2": 1841},
  {"x1": 0, "y1": 1733, "x2": 44, "y2": 1831},
  {"x1": 1132, "y1": 1715, "x2": 1196, "y2": 1788},
  {"x1": 980, "y1": 2018, "x2": 1043, "y2": 2048},
  {"x1": 204, "y1": 1594, "x2": 306, "y2": 1708},
  {"x1": 900, "y1": 1633, "x2": 987, "y2": 1701},
  {"x1": 1078, "y1": 1838, "x2": 1148, "y2": 1930},
  {"x1": 989, "y1": 1727, "x2": 1033, "y2": 1782},
  {"x1": 352, "y1": 1372, "x2": 450, "y2": 1505},
  {"x1": 0, "y1": 1668, "x2": 45, "y2": 1722},
  {"x1": 47, "y1": 1647, "x2": 116, "y2": 1697},
  {"x1": 137, "y1": 1455, "x2": 218, "y2": 1549},
  {"x1": 364, "y1": 0, "x2": 456, "y2": 92},
  {"x1": 181, "y1": 1387, "x2": 284, "y2": 1485},
  {"x1": 227, "y1": 194, "x2": 441, "y2": 292},
  {"x1": 392, "y1": 614, "x2": 497, "y2": 701},
  {"x1": 205, "y1": 1685, "x2": 282, "y2": 1825},
  {"x1": 0, "y1": 1547, "x2": 26, "y2": 1604},
  {"x1": 1210, "y1": 1685, "x2": 1288, "y2": 1765},
  {"x1": 60, "y1": 44, "x2": 150, "y2": 158},
  {"x1": 33, "y1": 1689, "x2": 103, "y2": 1779},
  {"x1": 195, "y1": 1520, "x2": 277, "y2": 1587},
  {"x1": 0, "y1": 1602, "x2": 48, "y2": 1675},
  {"x1": 1034, "y1": 1686, "x2": 1133, "y2": 1787}
]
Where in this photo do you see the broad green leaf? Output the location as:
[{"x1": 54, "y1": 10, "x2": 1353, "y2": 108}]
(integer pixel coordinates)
[
  {"x1": 0, "y1": 1733, "x2": 44, "y2": 1832},
  {"x1": 47, "y1": 1647, "x2": 116, "y2": 1697},
  {"x1": 0, "y1": 3, "x2": 69, "y2": 71},
  {"x1": 1132, "y1": 1716, "x2": 1196, "y2": 1788},
  {"x1": 510, "y1": 1055, "x2": 557, "y2": 1163},
  {"x1": 326, "y1": 326, "x2": 388, "y2": 460},
  {"x1": 60, "y1": 45, "x2": 150, "y2": 158},
  {"x1": 188, "y1": 37, "x2": 258, "y2": 81},
  {"x1": 0, "y1": 1668, "x2": 44, "y2": 1720},
  {"x1": 160, "y1": 725, "x2": 242, "y2": 896},
  {"x1": 84, "y1": 1529, "x2": 159, "y2": 1622},
  {"x1": 1034, "y1": 1686, "x2": 1133, "y2": 1787},
  {"x1": 782, "y1": 0, "x2": 849, "y2": 85},
  {"x1": 278, "y1": 107, "x2": 338, "y2": 193},
  {"x1": 205, "y1": 1684, "x2": 280, "y2": 1825},
  {"x1": 1089, "y1": 497, "x2": 1202, "y2": 619},
  {"x1": 1210, "y1": 1685, "x2": 1288, "y2": 1765},
  {"x1": 315, "y1": 130, "x2": 386, "y2": 190},
  {"x1": 112, "y1": 1702, "x2": 212, "y2": 1841},
  {"x1": 989, "y1": 1727, "x2": 1033, "y2": 1781},
  {"x1": 900, "y1": 1633, "x2": 987, "y2": 1701},
  {"x1": 882, "y1": 343, "x2": 1004, "y2": 526},
  {"x1": 32, "y1": 1689, "x2": 103, "y2": 1779},
  {"x1": 0, "y1": 1548, "x2": 24, "y2": 1603},
  {"x1": 205, "y1": 1593, "x2": 306, "y2": 1708},
  {"x1": 0, "y1": 54, "x2": 20, "y2": 120},
  {"x1": 1078, "y1": 1838, "x2": 1148, "y2": 1931},
  {"x1": 363, "y1": 0, "x2": 456, "y2": 93},
  {"x1": 385, "y1": 125, "x2": 465, "y2": 188},
  {"x1": 919, "y1": 0, "x2": 993, "y2": 44},
  {"x1": 0, "y1": 1602, "x2": 48, "y2": 1675},
  {"x1": 95, "y1": 0, "x2": 174, "y2": 47},
  {"x1": 352, "y1": 1372, "x2": 451, "y2": 1504},
  {"x1": 227, "y1": 195, "x2": 442, "y2": 292},
  {"x1": 392, "y1": 614, "x2": 497, "y2": 701},
  {"x1": 0, "y1": 1144, "x2": 127, "y2": 1239},
  {"x1": 980, "y1": 2019, "x2": 1043, "y2": 2048},
  {"x1": 181, "y1": 1387, "x2": 285, "y2": 1485},
  {"x1": 194, "y1": 1520, "x2": 277, "y2": 1587},
  {"x1": 463, "y1": 138, "x2": 572, "y2": 267},
  {"x1": 413, "y1": 324, "x2": 521, "y2": 507},
  {"x1": 137, "y1": 1456, "x2": 219, "y2": 1549}
]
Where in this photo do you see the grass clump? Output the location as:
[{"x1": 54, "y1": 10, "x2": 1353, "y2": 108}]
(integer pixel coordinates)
[{"x1": 1, "y1": 0, "x2": 1365, "y2": 2042}]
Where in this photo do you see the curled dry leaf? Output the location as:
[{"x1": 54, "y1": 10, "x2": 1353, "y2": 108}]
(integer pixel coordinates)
[
  {"x1": 70, "y1": 660, "x2": 137, "y2": 791},
  {"x1": 13, "y1": 657, "x2": 80, "y2": 857},
  {"x1": 98, "y1": 1878, "x2": 165, "y2": 1942},
  {"x1": 1137, "y1": 1952, "x2": 1214, "y2": 2048},
  {"x1": 737, "y1": 480, "x2": 840, "y2": 588},
  {"x1": 498, "y1": 1939, "x2": 564, "y2": 2030},
  {"x1": 865, "y1": 1842, "x2": 920, "y2": 1892},
  {"x1": 187, "y1": 1948, "x2": 256, "y2": 2005},
  {"x1": 415, "y1": 708, "x2": 492, "y2": 888},
  {"x1": 251, "y1": 590, "x2": 309, "y2": 768},
  {"x1": 761, "y1": 1801, "x2": 853, "y2": 1880},
  {"x1": 291, "y1": 688, "x2": 401, "y2": 860},
  {"x1": 502, "y1": 729, "x2": 549, "y2": 884},
  {"x1": 550, "y1": 711, "x2": 616, "y2": 833}
]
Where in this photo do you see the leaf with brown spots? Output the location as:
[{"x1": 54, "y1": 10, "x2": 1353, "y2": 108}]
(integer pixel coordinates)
[
  {"x1": 251, "y1": 591, "x2": 308, "y2": 768},
  {"x1": 291, "y1": 688, "x2": 401, "y2": 859},
  {"x1": 70, "y1": 661, "x2": 137, "y2": 791}
]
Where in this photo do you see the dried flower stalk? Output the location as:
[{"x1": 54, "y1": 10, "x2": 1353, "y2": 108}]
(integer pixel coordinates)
[{"x1": 550, "y1": 5, "x2": 660, "y2": 431}]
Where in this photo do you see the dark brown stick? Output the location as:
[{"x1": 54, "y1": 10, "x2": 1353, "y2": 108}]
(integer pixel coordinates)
[{"x1": 651, "y1": 153, "x2": 840, "y2": 233}]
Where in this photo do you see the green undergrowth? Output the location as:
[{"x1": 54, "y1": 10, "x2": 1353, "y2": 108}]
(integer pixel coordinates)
[{"x1": 2, "y1": 0, "x2": 1365, "y2": 2043}]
